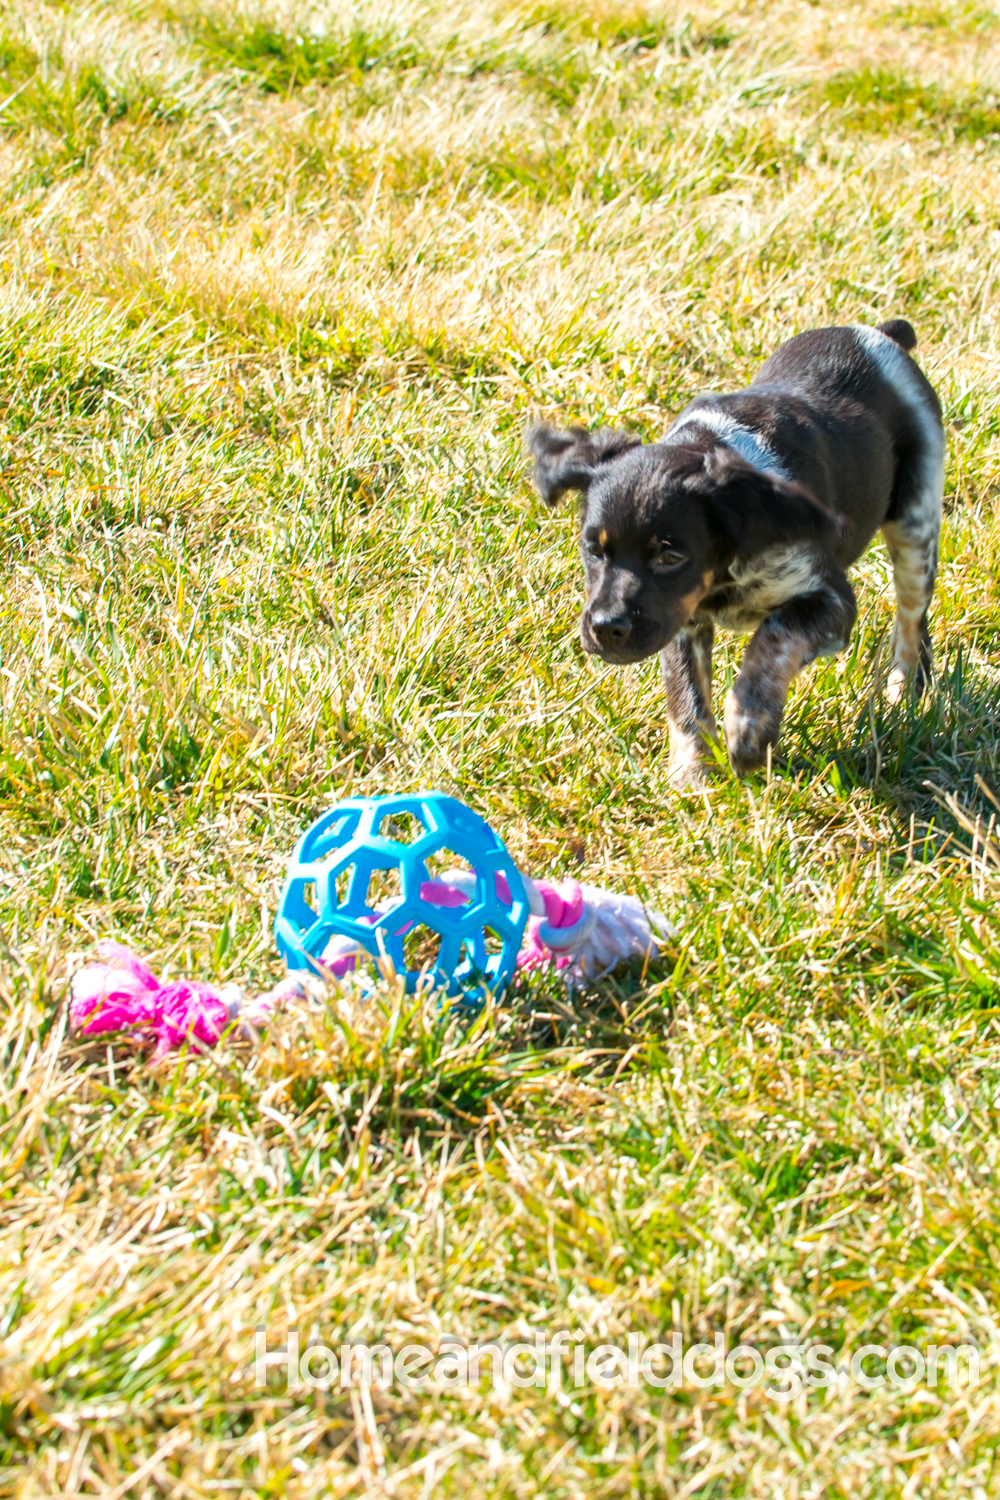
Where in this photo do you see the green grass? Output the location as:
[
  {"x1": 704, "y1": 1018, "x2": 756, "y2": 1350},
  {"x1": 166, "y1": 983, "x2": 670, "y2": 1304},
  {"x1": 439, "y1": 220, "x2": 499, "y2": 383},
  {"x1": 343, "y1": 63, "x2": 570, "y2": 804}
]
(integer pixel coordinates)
[
  {"x1": 161, "y1": 4, "x2": 427, "y2": 91},
  {"x1": 883, "y1": 1, "x2": 999, "y2": 31},
  {"x1": 3, "y1": 0, "x2": 1000, "y2": 1493},
  {"x1": 822, "y1": 66, "x2": 1000, "y2": 139}
]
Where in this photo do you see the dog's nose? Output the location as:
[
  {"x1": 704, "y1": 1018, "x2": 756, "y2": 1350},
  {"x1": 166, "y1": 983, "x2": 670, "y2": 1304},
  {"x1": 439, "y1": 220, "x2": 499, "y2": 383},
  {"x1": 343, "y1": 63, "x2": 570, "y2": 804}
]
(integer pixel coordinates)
[{"x1": 591, "y1": 611, "x2": 633, "y2": 648}]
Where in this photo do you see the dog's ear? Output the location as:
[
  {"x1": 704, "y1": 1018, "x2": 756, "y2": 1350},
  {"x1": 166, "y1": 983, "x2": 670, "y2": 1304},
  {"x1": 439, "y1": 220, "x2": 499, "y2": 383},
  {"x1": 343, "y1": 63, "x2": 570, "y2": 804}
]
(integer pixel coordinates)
[
  {"x1": 692, "y1": 450, "x2": 844, "y2": 558},
  {"x1": 527, "y1": 424, "x2": 642, "y2": 506}
]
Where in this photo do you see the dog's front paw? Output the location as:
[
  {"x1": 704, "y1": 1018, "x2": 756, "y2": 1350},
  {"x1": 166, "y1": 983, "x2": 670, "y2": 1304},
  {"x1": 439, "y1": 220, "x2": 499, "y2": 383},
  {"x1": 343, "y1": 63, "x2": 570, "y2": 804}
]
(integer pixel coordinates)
[
  {"x1": 667, "y1": 720, "x2": 718, "y2": 792},
  {"x1": 723, "y1": 686, "x2": 781, "y2": 777},
  {"x1": 667, "y1": 754, "x2": 714, "y2": 792}
]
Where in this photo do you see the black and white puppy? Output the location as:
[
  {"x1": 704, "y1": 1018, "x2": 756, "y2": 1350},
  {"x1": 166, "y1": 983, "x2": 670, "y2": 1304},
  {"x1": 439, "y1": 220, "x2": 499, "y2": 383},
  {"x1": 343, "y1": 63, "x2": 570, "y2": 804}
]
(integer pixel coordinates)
[{"x1": 529, "y1": 320, "x2": 944, "y2": 785}]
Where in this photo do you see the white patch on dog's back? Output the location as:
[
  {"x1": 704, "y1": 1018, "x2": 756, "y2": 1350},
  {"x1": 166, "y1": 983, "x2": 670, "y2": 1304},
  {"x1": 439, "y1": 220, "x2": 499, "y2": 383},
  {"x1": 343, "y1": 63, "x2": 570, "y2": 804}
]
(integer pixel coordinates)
[
  {"x1": 666, "y1": 408, "x2": 793, "y2": 481},
  {"x1": 851, "y1": 325, "x2": 944, "y2": 542}
]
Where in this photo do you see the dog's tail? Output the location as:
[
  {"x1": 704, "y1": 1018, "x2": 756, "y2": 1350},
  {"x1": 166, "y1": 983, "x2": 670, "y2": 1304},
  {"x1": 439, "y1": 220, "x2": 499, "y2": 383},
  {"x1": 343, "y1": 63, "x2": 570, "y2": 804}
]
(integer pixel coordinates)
[{"x1": 878, "y1": 318, "x2": 918, "y2": 352}]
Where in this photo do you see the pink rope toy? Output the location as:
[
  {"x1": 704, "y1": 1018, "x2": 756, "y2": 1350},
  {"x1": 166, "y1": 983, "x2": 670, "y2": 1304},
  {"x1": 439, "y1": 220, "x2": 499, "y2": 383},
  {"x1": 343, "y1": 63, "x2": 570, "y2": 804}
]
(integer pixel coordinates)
[
  {"x1": 67, "y1": 944, "x2": 317, "y2": 1058},
  {"x1": 69, "y1": 874, "x2": 673, "y2": 1054}
]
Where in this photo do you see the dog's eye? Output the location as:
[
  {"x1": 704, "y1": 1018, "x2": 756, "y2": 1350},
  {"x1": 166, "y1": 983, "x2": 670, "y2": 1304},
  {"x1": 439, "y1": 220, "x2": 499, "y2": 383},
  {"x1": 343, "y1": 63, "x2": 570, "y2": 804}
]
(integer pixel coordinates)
[
  {"x1": 585, "y1": 541, "x2": 604, "y2": 559},
  {"x1": 651, "y1": 544, "x2": 687, "y2": 571}
]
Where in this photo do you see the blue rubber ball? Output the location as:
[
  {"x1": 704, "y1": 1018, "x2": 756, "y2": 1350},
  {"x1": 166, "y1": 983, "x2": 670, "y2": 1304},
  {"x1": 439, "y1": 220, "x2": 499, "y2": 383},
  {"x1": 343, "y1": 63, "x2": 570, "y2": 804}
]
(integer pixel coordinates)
[{"x1": 274, "y1": 791, "x2": 530, "y2": 1000}]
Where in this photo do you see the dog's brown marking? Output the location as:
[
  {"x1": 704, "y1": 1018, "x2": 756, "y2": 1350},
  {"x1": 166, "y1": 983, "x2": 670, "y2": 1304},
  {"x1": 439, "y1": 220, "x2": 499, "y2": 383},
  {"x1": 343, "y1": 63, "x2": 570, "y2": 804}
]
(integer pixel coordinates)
[
  {"x1": 676, "y1": 571, "x2": 715, "y2": 628},
  {"x1": 597, "y1": 528, "x2": 609, "y2": 550}
]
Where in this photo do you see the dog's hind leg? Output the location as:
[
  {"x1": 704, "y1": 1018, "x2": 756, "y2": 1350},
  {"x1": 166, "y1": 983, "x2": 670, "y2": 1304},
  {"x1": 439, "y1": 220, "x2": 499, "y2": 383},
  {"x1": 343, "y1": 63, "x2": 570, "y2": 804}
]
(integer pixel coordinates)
[
  {"x1": 852, "y1": 324, "x2": 944, "y2": 705},
  {"x1": 661, "y1": 620, "x2": 717, "y2": 789},
  {"x1": 882, "y1": 467, "x2": 941, "y2": 704}
]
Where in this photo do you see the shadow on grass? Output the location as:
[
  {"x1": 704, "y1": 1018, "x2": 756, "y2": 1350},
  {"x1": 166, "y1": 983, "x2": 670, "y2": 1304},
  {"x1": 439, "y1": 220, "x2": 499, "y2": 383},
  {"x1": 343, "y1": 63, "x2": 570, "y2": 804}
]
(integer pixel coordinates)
[{"x1": 781, "y1": 644, "x2": 1000, "y2": 837}]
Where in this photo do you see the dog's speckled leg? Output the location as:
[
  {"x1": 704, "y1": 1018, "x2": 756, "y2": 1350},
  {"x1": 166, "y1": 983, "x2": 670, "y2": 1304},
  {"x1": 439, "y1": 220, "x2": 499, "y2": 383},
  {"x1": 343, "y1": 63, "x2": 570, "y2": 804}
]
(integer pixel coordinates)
[
  {"x1": 852, "y1": 324, "x2": 943, "y2": 705},
  {"x1": 724, "y1": 575, "x2": 857, "y2": 776},
  {"x1": 661, "y1": 620, "x2": 717, "y2": 789},
  {"x1": 882, "y1": 515, "x2": 938, "y2": 704}
]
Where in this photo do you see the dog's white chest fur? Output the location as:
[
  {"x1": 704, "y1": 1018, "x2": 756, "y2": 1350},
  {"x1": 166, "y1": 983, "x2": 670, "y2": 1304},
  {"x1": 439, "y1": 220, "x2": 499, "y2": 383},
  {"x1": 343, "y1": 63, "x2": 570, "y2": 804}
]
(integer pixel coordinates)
[{"x1": 711, "y1": 543, "x2": 825, "y2": 631}]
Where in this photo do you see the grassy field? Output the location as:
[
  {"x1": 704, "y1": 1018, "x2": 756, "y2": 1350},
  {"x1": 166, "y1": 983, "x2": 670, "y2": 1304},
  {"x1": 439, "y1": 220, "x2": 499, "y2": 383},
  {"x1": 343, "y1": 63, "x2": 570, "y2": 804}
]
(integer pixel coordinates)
[{"x1": 3, "y1": 0, "x2": 1000, "y2": 1492}]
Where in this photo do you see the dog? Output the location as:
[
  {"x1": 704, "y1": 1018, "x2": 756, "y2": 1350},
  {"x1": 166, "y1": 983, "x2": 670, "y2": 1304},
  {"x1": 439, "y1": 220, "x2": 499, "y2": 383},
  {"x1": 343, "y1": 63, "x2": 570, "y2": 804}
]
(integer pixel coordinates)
[{"x1": 529, "y1": 320, "x2": 944, "y2": 786}]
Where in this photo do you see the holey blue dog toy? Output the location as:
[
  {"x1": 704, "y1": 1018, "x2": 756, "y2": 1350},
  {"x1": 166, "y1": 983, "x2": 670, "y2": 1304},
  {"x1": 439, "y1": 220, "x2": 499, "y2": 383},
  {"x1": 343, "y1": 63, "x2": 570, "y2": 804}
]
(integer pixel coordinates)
[{"x1": 274, "y1": 792, "x2": 530, "y2": 1002}]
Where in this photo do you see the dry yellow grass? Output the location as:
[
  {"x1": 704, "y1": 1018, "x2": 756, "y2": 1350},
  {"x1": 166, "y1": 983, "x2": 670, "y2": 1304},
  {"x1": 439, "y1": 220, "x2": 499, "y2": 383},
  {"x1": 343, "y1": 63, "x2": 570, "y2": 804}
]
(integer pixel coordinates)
[{"x1": 3, "y1": 0, "x2": 1000, "y2": 1493}]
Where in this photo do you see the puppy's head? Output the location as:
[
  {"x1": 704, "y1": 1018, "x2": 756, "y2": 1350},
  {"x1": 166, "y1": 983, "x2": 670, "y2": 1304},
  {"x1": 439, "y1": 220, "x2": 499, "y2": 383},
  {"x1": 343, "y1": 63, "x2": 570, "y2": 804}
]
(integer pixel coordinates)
[{"x1": 529, "y1": 423, "x2": 841, "y2": 664}]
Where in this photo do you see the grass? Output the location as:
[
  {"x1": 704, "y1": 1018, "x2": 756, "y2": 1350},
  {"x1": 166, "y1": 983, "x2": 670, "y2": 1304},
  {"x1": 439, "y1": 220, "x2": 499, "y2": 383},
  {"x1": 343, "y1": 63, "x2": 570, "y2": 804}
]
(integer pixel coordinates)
[
  {"x1": 821, "y1": 66, "x2": 1000, "y2": 139},
  {"x1": 2, "y1": 0, "x2": 1000, "y2": 1493}
]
